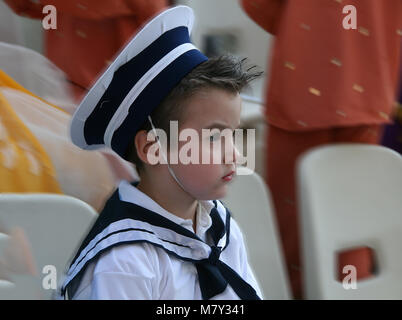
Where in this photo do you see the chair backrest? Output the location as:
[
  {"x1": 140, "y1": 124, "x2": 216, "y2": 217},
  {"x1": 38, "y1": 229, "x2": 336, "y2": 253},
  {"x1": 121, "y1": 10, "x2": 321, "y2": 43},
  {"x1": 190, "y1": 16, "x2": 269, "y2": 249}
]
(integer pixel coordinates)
[
  {"x1": 298, "y1": 144, "x2": 402, "y2": 299},
  {"x1": 0, "y1": 194, "x2": 97, "y2": 299},
  {"x1": 222, "y1": 166, "x2": 291, "y2": 299}
]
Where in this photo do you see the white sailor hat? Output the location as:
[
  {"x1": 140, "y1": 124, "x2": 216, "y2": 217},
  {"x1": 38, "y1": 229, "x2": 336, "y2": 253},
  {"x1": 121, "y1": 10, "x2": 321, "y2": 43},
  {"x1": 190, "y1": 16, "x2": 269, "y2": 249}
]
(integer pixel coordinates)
[{"x1": 70, "y1": 6, "x2": 208, "y2": 159}]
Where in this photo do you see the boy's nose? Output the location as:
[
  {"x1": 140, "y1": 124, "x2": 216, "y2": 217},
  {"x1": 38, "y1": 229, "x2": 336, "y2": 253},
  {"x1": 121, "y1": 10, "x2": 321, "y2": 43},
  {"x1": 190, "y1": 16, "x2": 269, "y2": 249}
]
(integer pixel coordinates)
[
  {"x1": 224, "y1": 140, "x2": 240, "y2": 165},
  {"x1": 233, "y1": 145, "x2": 241, "y2": 164}
]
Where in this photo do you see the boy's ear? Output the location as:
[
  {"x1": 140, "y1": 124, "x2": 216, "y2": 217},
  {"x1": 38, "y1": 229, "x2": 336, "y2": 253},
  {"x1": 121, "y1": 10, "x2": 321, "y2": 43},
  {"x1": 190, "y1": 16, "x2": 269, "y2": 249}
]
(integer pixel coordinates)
[{"x1": 134, "y1": 130, "x2": 159, "y2": 165}]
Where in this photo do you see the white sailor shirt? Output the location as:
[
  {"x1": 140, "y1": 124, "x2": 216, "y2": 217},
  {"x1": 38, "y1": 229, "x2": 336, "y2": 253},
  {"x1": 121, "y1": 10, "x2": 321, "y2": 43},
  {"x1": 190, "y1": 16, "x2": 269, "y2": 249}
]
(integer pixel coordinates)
[{"x1": 62, "y1": 180, "x2": 262, "y2": 300}]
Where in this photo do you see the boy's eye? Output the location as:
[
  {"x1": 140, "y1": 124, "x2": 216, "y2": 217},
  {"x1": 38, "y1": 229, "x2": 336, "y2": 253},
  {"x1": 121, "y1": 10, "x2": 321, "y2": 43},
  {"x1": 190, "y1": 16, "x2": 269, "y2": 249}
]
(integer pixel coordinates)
[
  {"x1": 209, "y1": 133, "x2": 220, "y2": 142},
  {"x1": 209, "y1": 130, "x2": 237, "y2": 142}
]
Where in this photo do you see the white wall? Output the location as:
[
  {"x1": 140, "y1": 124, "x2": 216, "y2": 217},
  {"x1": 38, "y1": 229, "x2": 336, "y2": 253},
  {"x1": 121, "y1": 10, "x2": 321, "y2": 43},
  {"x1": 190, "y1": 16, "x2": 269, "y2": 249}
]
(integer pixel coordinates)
[
  {"x1": 19, "y1": 16, "x2": 44, "y2": 55},
  {"x1": 0, "y1": 0, "x2": 43, "y2": 54}
]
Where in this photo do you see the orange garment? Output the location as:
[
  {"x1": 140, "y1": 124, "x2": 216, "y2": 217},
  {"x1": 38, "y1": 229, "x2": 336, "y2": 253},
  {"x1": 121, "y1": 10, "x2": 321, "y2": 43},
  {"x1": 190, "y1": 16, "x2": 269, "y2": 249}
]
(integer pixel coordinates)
[
  {"x1": 242, "y1": 0, "x2": 402, "y2": 130},
  {"x1": 5, "y1": 0, "x2": 168, "y2": 100},
  {"x1": 242, "y1": 0, "x2": 402, "y2": 299},
  {"x1": 267, "y1": 124, "x2": 383, "y2": 298}
]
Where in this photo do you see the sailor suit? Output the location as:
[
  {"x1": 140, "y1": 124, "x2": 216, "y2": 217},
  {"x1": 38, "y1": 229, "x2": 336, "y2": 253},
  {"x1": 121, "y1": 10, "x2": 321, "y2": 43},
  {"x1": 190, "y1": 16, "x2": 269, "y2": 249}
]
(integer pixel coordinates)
[{"x1": 61, "y1": 180, "x2": 262, "y2": 300}]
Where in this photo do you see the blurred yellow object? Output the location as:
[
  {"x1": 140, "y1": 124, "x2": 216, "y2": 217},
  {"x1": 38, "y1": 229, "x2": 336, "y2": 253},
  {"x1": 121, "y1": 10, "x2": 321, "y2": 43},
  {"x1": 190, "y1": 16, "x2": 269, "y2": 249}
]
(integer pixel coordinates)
[
  {"x1": 0, "y1": 69, "x2": 66, "y2": 112},
  {"x1": 0, "y1": 69, "x2": 137, "y2": 211},
  {"x1": 0, "y1": 70, "x2": 62, "y2": 193}
]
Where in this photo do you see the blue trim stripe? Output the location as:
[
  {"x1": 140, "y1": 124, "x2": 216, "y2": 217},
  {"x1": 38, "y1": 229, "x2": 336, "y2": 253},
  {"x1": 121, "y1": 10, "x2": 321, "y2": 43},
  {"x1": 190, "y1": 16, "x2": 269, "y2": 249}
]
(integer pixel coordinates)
[{"x1": 66, "y1": 188, "x2": 212, "y2": 271}]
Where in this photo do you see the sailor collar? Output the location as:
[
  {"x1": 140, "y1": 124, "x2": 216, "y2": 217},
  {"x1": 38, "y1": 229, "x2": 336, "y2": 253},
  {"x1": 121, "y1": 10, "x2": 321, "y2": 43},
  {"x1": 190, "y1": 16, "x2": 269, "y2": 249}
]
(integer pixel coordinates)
[
  {"x1": 118, "y1": 180, "x2": 214, "y2": 238},
  {"x1": 61, "y1": 181, "x2": 260, "y2": 300}
]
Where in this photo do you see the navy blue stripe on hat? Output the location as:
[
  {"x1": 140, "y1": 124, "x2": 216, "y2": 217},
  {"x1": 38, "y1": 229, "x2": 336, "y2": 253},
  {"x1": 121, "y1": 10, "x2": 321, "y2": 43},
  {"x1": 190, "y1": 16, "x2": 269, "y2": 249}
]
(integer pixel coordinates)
[
  {"x1": 83, "y1": 26, "x2": 199, "y2": 148},
  {"x1": 112, "y1": 49, "x2": 208, "y2": 158}
]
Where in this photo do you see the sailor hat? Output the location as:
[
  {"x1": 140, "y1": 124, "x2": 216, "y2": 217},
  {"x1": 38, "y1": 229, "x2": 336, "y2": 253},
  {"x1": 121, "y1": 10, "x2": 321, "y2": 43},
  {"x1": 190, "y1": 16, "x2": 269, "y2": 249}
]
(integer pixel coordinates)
[{"x1": 70, "y1": 6, "x2": 208, "y2": 159}]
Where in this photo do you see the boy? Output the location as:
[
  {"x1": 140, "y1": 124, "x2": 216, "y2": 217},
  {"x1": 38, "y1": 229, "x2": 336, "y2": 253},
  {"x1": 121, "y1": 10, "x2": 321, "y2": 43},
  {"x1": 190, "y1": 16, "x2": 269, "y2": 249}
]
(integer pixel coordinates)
[{"x1": 61, "y1": 6, "x2": 263, "y2": 300}]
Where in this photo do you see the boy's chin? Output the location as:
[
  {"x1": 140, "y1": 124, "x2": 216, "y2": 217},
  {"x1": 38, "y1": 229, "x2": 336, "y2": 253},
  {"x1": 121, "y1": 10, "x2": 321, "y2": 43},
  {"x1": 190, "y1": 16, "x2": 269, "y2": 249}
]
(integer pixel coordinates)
[{"x1": 197, "y1": 185, "x2": 228, "y2": 201}]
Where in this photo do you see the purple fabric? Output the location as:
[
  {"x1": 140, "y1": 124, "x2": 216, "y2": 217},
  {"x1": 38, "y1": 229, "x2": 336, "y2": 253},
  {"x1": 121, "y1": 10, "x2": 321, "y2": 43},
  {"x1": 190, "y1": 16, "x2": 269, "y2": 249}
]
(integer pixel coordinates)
[
  {"x1": 381, "y1": 46, "x2": 402, "y2": 154},
  {"x1": 381, "y1": 118, "x2": 402, "y2": 154}
]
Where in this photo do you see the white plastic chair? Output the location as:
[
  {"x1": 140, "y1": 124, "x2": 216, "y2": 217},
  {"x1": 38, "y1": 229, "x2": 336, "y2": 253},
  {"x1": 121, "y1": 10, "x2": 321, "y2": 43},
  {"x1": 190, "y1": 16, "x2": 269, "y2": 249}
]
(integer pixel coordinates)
[
  {"x1": 222, "y1": 166, "x2": 291, "y2": 299},
  {"x1": 298, "y1": 144, "x2": 402, "y2": 299},
  {"x1": 0, "y1": 194, "x2": 97, "y2": 299}
]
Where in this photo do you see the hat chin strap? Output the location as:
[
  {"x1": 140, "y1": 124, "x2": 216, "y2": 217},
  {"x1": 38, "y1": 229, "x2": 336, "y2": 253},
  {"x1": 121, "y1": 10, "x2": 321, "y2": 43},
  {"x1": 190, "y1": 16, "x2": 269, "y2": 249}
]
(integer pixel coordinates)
[{"x1": 147, "y1": 116, "x2": 188, "y2": 193}]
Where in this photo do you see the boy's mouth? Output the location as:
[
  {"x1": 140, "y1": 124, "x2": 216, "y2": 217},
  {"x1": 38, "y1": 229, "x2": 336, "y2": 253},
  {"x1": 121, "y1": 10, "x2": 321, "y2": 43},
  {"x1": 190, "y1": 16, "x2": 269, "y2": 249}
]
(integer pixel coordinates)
[{"x1": 222, "y1": 170, "x2": 235, "y2": 181}]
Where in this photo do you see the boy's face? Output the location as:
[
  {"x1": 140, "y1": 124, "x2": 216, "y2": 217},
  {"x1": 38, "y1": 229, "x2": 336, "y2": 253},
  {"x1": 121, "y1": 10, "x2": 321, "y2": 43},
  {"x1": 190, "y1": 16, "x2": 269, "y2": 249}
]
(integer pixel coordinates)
[{"x1": 167, "y1": 87, "x2": 242, "y2": 200}]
